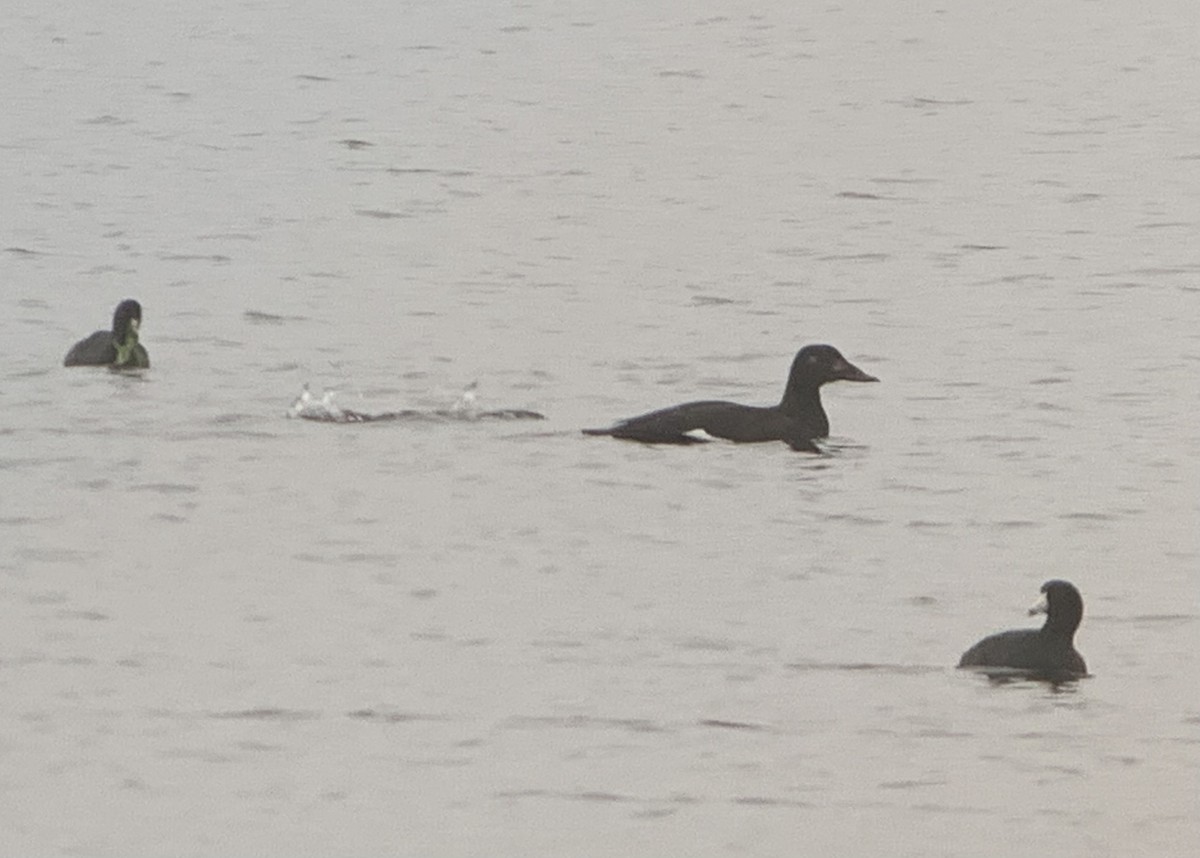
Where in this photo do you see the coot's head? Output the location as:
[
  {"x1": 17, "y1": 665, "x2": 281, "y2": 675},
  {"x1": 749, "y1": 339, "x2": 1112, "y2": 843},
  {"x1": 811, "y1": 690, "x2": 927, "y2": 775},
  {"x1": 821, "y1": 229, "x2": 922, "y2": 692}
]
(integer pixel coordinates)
[
  {"x1": 112, "y1": 299, "x2": 143, "y2": 340},
  {"x1": 790, "y1": 344, "x2": 878, "y2": 386},
  {"x1": 1029, "y1": 579, "x2": 1084, "y2": 638}
]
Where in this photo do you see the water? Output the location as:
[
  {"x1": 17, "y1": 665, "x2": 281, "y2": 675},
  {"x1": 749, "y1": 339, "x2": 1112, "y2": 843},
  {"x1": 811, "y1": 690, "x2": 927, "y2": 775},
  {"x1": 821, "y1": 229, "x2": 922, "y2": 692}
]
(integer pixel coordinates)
[{"x1": 3, "y1": 1, "x2": 1199, "y2": 855}]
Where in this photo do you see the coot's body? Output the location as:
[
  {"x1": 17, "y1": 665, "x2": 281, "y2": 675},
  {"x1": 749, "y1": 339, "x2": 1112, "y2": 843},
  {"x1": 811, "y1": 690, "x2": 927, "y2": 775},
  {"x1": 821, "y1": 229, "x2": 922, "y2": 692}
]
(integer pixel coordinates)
[{"x1": 958, "y1": 580, "x2": 1087, "y2": 678}]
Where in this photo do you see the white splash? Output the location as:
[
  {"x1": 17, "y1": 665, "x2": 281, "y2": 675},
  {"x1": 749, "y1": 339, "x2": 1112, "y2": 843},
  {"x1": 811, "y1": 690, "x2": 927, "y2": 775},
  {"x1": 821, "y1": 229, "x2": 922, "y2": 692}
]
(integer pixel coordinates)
[
  {"x1": 451, "y1": 381, "x2": 480, "y2": 418},
  {"x1": 288, "y1": 383, "x2": 344, "y2": 420}
]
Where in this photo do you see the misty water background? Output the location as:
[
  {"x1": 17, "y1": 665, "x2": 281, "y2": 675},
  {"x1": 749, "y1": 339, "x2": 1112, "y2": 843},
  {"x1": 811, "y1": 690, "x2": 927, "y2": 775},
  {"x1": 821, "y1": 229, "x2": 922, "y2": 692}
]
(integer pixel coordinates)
[{"x1": 2, "y1": 1, "x2": 1198, "y2": 855}]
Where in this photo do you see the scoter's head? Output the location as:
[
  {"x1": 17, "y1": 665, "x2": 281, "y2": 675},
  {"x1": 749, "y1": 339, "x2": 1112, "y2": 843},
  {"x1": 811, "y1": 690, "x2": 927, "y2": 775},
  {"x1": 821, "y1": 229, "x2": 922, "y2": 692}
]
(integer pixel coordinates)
[
  {"x1": 1029, "y1": 579, "x2": 1084, "y2": 638},
  {"x1": 112, "y1": 299, "x2": 143, "y2": 341},
  {"x1": 788, "y1": 344, "x2": 878, "y2": 388}
]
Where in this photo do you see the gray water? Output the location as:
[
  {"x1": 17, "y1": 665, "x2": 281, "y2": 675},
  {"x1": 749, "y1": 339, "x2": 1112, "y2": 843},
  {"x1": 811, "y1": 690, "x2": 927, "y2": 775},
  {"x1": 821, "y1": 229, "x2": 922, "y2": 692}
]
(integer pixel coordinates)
[{"x1": 3, "y1": 1, "x2": 1199, "y2": 855}]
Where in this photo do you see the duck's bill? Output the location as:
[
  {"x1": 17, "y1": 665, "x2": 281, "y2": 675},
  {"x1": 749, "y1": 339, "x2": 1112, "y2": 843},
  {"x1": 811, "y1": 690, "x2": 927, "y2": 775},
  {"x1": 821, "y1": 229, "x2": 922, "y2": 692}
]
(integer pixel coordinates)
[
  {"x1": 835, "y1": 359, "x2": 878, "y2": 383},
  {"x1": 1028, "y1": 592, "x2": 1049, "y2": 616}
]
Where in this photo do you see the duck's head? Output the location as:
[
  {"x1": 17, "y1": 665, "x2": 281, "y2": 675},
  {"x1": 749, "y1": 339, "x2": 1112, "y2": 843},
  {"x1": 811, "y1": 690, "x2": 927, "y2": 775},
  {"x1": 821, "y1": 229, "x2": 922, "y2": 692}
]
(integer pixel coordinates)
[
  {"x1": 111, "y1": 299, "x2": 144, "y2": 367},
  {"x1": 790, "y1": 344, "x2": 878, "y2": 386},
  {"x1": 112, "y1": 299, "x2": 143, "y2": 342},
  {"x1": 1029, "y1": 579, "x2": 1084, "y2": 636}
]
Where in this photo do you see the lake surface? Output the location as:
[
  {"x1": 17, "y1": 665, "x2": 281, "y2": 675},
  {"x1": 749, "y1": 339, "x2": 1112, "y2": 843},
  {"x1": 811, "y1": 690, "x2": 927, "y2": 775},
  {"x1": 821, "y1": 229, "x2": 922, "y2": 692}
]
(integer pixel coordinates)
[{"x1": 2, "y1": 1, "x2": 1198, "y2": 855}]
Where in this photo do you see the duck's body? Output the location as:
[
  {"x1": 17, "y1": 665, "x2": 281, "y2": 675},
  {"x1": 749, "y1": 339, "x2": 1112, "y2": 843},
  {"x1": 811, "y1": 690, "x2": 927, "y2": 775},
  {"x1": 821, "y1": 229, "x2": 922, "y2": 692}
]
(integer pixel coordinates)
[
  {"x1": 958, "y1": 580, "x2": 1087, "y2": 677},
  {"x1": 583, "y1": 344, "x2": 877, "y2": 451},
  {"x1": 584, "y1": 400, "x2": 826, "y2": 451},
  {"x1": 64, "y1": 331, "x2": 150, "y2": 368},
  {"x1": 64, "y1": 299, "x2": 149, "y2": 369}
]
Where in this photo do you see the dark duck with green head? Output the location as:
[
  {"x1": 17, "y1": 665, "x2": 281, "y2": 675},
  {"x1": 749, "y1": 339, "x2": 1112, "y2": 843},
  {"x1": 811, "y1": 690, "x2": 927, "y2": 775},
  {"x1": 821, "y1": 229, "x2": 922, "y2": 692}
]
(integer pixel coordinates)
[
  {"x1": 64, "y1": 299, "x2": 150, "y2": 369},
  {"x1": 583, "y1": 344, "x2": 878, "y2": 452}
]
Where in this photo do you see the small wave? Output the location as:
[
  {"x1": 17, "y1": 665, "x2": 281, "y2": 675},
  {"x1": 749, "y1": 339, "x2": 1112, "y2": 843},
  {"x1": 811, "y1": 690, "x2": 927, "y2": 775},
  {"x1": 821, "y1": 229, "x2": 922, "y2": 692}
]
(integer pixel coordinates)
[
  {"x1": 501, "y1": 715, "x2": 667, "y2": 733},
  {"x1": 347, "y1": 708, "x2": 448, "y2": 723},
  {"x1": 208, "y1": 708, "x2": 319, "y2": 721},
  {"x1": 698, "y1": 719, "x2": 769, "y2": 731},
  {"x1": 786, "y1": 660, "x2": 943, "y2": 676},
  {"x1": 244, "y1": 309, "x2": 308, "y2": 325},
  {"x1": 494, "y1": 788, "x2": 637, "y2": 804},
  {"x1": 958, "y1": 665, "x2": 1088, "y2": 688}
]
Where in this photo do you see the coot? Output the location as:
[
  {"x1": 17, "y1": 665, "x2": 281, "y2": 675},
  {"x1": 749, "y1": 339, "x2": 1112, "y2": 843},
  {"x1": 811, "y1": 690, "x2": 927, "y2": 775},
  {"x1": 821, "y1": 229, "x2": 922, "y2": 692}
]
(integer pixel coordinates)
[{"x1": 958, "y1": 580, "x2": 1087, "y2": 678}]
